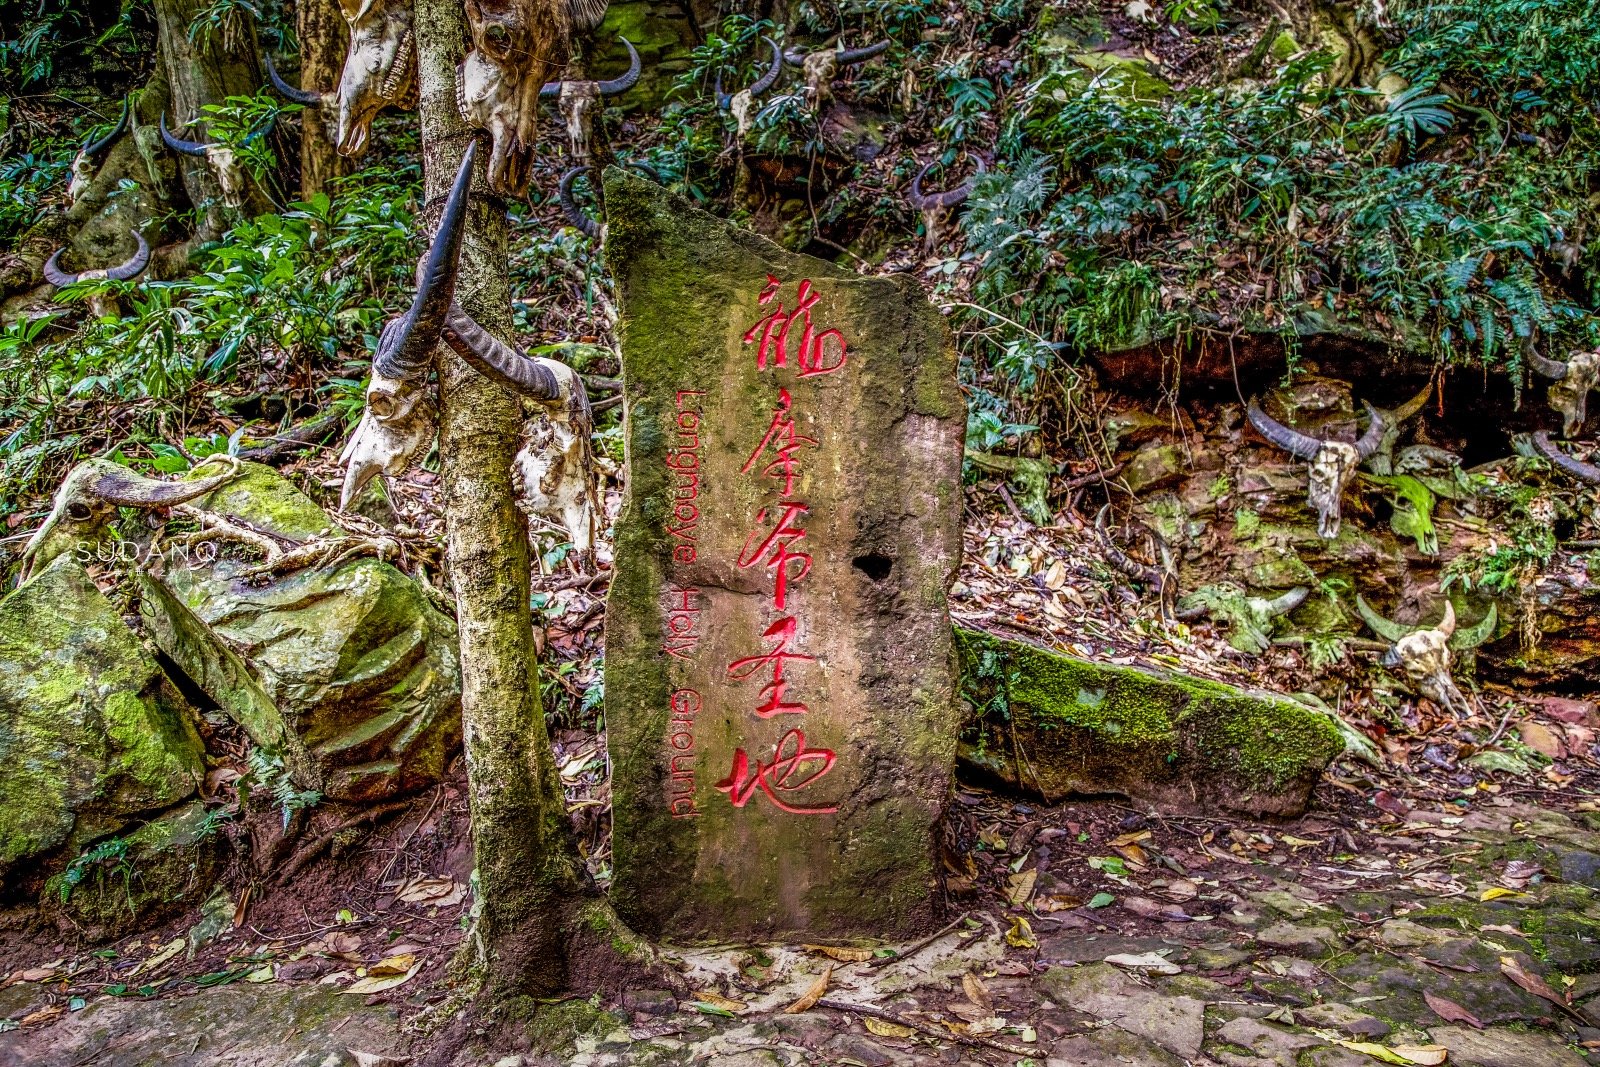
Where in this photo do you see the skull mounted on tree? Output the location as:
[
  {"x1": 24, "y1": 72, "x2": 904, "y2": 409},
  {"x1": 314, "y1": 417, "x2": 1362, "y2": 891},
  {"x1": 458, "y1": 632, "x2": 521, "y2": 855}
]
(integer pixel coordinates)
[
  {"x1": 1526, "y1": 345, "x2": 1600, "y2": 439},
  {"x1": 539, "y1": 36, "x2": 641, "y2": 165}
]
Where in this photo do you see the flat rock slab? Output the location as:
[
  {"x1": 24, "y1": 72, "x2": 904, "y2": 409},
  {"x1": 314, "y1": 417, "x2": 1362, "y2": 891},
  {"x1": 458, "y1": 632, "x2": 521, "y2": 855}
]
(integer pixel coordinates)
[
  {"x1": 1040, "y1": 963, "x2": 1205, "y2": 1060},
  {"x1": 1429, "y1": 1026, "x2": 1590, "y2": 1067},
  {"x1": 603, "y1": 170, "x2": 965, "y2": 940},
  {"x1": 0, "y1": 983, "x2": 406, "y2": 1066}
]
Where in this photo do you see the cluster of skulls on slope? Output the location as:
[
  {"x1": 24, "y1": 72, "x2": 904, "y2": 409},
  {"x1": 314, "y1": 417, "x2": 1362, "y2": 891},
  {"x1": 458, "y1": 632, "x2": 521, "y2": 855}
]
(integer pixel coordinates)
[
  {"x1": 43, "y1": 1, "x2": 634, "y2": 572},
  {"x1": 1235, "y1": 350, "x2": 1600, "y2": 715}
]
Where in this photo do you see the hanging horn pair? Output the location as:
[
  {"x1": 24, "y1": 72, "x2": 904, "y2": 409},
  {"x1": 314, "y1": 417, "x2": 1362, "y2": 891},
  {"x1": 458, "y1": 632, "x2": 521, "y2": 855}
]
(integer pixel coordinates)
[
  {"x1": 540, "y1": 37, "x2": 643, "y2": 97},
  {"x1": 1246, "y1": 399, "x2": 1384, "y2": 460},
  {"x1": 715, "y1": 36, "x2": 784, "y2": 109},
  {"x1": 908, "y1": 157, "x2": 988, "y2": 211},
  {"x1": 372, "y1": 141, "x2": 477, "y2": 382},
  {"x1": 783, "y1": 39, "x2": 890, "y2": 67},
  {"x1": 264, "y1": 52, "x2": 324, "y2": 106},
  {"x1": 43, "y1": 232, "x2": 151, "y2": 288}
]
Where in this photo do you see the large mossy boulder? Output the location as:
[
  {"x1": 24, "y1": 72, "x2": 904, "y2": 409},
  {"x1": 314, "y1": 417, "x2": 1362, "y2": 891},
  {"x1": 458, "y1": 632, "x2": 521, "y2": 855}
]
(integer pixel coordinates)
[
  {"x1": 0, "y1": 558, "x2": 204, "y2": 886},
  {"x1": 138, "y1": 463, "x2": 461, "y2": 802},
  {"x1": 956, "y1": 628, "x2": 1341, "y2": 816},
  {"x1": 44, "y1": 799, "x2": 225, "y2": 940}
]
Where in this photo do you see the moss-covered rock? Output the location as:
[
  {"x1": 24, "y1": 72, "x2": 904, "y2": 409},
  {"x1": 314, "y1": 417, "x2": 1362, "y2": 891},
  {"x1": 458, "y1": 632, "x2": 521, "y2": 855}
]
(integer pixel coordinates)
[
  {"x1": 139, "y1": 464, "x2": 461, "y2": 802},
  {"x1": 956, "y1": 627, "x2": 1341, "y2": 816},
  {"x1": 0, "y1": 557, "x2": 204, "y2": 886},
  {"x1": 44, "y1": 800, "x2": 225, "y2": 940}
]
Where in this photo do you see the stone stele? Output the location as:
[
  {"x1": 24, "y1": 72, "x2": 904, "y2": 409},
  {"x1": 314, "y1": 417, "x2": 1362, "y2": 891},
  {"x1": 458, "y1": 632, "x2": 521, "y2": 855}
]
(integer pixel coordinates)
[{"x1": 602, "y1": 169, "x2": 965, "y2": 942}]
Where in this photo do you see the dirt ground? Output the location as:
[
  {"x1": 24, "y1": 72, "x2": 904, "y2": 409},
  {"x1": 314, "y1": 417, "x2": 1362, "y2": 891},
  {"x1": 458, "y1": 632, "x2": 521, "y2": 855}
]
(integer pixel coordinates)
[{"x1": 1, "y1": 759, "x2": 1596, "y2": 1067}]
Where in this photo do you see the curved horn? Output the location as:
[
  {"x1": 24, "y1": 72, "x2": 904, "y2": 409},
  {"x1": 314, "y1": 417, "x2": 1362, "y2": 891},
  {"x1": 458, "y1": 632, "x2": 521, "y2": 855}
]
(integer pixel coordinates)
[
  {"x1": 1354, "y1": 401, "x2": 1386, "y2": 460},
  {"x1": 442, "y1": 305, "x2": 561, "y2": 400},
  {"x1": 748, "y1": 36, "x2": 784, "y2": 98},
  {"x1": 82, "y1": 96, "x2": 132, "y2": 158},
  {"x1": 624, "y1": 160, "x2": 662, "y2": 183},
  {"x1": 909, "y1": 159, "x2": 984, "y2": 211},
  {"x1": 160, "y1": 113, "x2": 208, "y2": 156},
  {"x1": 1534, "y1": 429, "x2": 1600, "y2": 483},
  {"x1": 1433, "y1": 598, "x2": 1456, "y2": 639},
  {"x1": 373, "y1": 142, "x2": 476, "y2": 382},
  {"x1": 1527, "y1": 346, "x2": 1570, "y2": 381},
  {"x1": 1264, "y1": 586, "x2": 1310, "y2": 617},
  {"x1": 837, "y1": 39, "x2": 891, "y2": 65},
  {"x1": 1246, "y1": 399, "x2": 1325, "y2": 461},
  {"x1": 1355, "y1": 594, "x2": 1412, "y2": 645},
  {"x1": 714, "y1": 70, "x2": 731, "y2": 109},
  {"x1": 597, "y1": 37, "x2": 642, "y2": 95},
  {"x1": 559, "y1": 167, "x2": 603, "y2": 239},
  {"x1": 43, "y1": 232, "x2": 150, "y2": 287},
  {"x1": 264, "y1": 52, "x2": 323, "y2": 106},
  {"x1": 1449, "y1": 603, "x2": 1498, "y2": 651},
  {"x1": 91, "y1": 455, "x2": 243, "y2": 507},
  {"x1": 1391, "y1": 379, "x2": 1434, "y2": 422},
  {"x1": 242, "y1": 114, "x2": 278, "y2": 147}
]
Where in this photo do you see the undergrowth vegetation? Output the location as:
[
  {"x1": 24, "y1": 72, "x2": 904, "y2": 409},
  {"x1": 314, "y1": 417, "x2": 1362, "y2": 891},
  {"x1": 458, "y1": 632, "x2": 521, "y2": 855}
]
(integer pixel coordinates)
[{"x1": 956, "y1": 0, "x2": 1600, "y2": 432}]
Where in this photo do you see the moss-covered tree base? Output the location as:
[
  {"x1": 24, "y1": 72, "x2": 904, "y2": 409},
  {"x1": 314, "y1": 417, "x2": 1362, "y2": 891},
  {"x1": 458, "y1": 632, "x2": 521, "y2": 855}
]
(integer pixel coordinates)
[{"x1": 956, "y1": 628, "x2": 1342, "y2": 817}]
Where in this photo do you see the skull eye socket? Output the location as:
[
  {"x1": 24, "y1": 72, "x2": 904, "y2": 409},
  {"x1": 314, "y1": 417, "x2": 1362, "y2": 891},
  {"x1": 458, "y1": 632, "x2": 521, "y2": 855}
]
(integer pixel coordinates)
[
  {"x1": 370, "y1": 394, "x2": 397, "y2": 419},
  {"x1": 66, "y1": 502, "x2": 93, "y2": 522}
]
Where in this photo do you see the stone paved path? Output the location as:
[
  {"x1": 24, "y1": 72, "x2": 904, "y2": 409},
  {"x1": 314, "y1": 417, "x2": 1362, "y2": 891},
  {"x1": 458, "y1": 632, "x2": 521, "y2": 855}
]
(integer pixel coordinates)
[{"x1": 2, "y1": 796, "x2": 1595, "y2": 1066}]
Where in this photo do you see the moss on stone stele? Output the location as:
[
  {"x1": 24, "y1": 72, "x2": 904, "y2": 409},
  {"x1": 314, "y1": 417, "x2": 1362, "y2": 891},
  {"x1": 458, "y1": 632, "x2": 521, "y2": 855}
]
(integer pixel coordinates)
[{"x1": 955, "y1": 627, "x2": 1341, "y2": 817}]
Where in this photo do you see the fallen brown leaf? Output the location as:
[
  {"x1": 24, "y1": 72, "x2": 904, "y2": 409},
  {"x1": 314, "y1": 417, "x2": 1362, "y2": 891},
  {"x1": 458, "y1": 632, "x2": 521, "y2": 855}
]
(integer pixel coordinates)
[
  {"x1": 1424, "y1": 990, "x2": 1482, "y2": 1029},
  {"x1": 962, "y1": 971, "x2": 993, "y2": 1012},
  {"x1": 803, "y1": 944, "x2": 874, "y2": 963},
  {"x1": 784, "y1": 965, "x2": 832, "y2": 1014},
  {"x1": 1499, "y1": 955, "x2": 1569, "y2": 1012}
]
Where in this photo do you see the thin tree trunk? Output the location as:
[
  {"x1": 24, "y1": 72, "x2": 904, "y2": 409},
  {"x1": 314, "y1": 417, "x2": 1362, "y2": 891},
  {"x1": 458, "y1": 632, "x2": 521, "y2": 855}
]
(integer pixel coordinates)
[
  {"x1": 414, "y1": 0, "x2": 595, "y2": 998},
  {"x1": 297, "y1": 0, "x2": 351, "y2": 197}
]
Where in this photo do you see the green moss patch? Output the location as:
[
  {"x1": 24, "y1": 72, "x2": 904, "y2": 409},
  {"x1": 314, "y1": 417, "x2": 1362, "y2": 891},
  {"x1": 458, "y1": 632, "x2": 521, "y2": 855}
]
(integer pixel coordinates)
[{"x1": 956, "y1": 627, "x2": 1341, "y2": 816}]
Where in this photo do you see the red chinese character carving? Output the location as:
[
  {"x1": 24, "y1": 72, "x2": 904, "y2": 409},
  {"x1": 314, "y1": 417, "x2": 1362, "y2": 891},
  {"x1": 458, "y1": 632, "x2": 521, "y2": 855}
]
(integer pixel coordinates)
[
  {"x1": 726, "y1": 615, "x2": 814, "y2": 717},
  {"x1": 737, "y1": 501, "x2": 812, "y2": 610},
  {"x1": 742, "y1": 389, "x2": 817, "y2": 498},
  {"x1": 714, "y1": 728, "x2": 839, "y2": 815},
  {"x1": 742, "y1": 278, "x2": 848, "y2": 377}
]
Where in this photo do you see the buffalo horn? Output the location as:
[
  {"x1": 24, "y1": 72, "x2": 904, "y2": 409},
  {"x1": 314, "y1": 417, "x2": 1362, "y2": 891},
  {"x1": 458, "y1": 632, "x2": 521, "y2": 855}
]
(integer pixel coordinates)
[
  {"x1": 1534, "y1": 429, "x2": 1600, "y2": 483},
  {"x1": 160, "y1": 113, "x2": 208, "y2": 156},
  {"x1": 1246, "y1": 399, "x2": 1325, "y2": 461},
  {"x1": 43, "y1": 232, "x2": 150, "y2": 287},
  {"x1": 373, "y1": 142, "x2": 476, "y2": 382},
  {"x1": 264, "y1": 52, "x2": 323, "y2": 106}
]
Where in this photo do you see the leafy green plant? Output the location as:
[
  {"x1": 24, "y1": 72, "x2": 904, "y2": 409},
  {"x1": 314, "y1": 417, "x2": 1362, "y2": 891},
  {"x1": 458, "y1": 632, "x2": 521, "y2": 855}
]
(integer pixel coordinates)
[
  {"x1": 57, "y1": 837, "x2": 132, "y2": 904},
  {"x1": 243, "y1": 747, "x2": 321, "y2": 828}
]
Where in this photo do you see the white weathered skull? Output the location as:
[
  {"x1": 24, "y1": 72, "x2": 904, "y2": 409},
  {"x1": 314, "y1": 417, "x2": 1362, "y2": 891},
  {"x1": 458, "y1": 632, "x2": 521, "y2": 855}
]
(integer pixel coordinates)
[
  {"x1": 67, "y1": 151, "x2": 97, "y2": 202},
  {"x1": 1307, "y1": 441, "x2": 1361, "y2": 538},
  {"x1": 558, "y1": 81, "x2": 600, "y2": 163},
  {"x1": 801, "y1": 50, "x2": 839, "y2": 104},
  {"x1": 204, "y1": 143, "x2": 244, "y2": 206},
  {"x1": 512, "y1": 357, "x2": 598, "y2": 559},
  {"x1": 335, "y1": 0, "x2": 417, "y2": 157},
  {"x1": 1549, "y1": 351, "x2": 1600, "y2": 438},
  {"x1": 456, "y1": 50, "x2": 537, "y2": 196},
  {"x1": 1387, "y1": 627, "x2": 1462, "y2": 711},
  {"x1": 339, "y1": 375, "x2": 437, "y2": 508},
  {"x1": 730, "y1": 88, "x2": 756, "y2": 138}
]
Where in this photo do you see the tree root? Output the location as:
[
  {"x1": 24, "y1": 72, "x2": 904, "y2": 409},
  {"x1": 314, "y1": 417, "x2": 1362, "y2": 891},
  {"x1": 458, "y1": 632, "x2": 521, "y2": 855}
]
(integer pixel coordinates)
[
  {"x1": 815, "y1": 997, "x2": 1036, "y2": 1058},
  {"x1": 274, "y1": 798, "x2": 412, "y2": 884}
]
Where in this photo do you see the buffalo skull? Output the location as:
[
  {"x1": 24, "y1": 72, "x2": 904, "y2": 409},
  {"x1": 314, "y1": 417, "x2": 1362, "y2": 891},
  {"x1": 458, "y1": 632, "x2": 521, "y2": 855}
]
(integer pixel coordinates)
[
  {"x1": 1247, "y1": 397, "x2": 1385, "y2": 538},
  {"x1": 908, "y1": 157, "x2": 986, "y2": 253},
  {"x1": 782, "y1": 39, "x2": 889, "y2": 107},
  {"x1": 340, "y1": 145, "x2": 476, "y2": 507},
  {"x1": 1356, "y1": 596, "x2": 1498, "y2": 715},
  {"x1": 539, "y1": 36, "x2": 641, "y2": 164},
  {"x1": 715, "y1": 36, "x2": 784, "y2": 138},
  {"x1": 18, "y1": 456, "x2": 242, "y2": 584},
  {"x1": 66, "y1": 96, "x2": 131, "y2": 203},
  {"x1": 160, "y1": 113, "x2": 275, "y2": 207},
  {"x1": 1527, "y1": 346, "x2": 1600, "y2": 438}
]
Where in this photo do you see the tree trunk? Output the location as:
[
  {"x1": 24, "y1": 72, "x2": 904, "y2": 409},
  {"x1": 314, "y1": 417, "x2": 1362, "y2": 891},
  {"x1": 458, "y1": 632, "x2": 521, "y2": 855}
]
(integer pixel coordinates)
[
  {"x1": 297, "y1": 0, "x2": 351, "y2": 197},
  {"x1": 415, "y1": 0, "x2": 622, "y2": 1000},
  {"x1": 151, "y1": 0, "x2": 276, "y2": 228}
]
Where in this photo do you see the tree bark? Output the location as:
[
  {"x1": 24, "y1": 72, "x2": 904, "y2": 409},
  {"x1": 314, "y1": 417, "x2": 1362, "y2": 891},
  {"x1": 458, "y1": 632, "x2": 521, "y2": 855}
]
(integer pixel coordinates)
[
  {"x1": 414, "y1": 0, "x2": 612, "y2": 999},
  {"x1": 297, "y1": 0, "x2": 351, "y2": 197}
]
